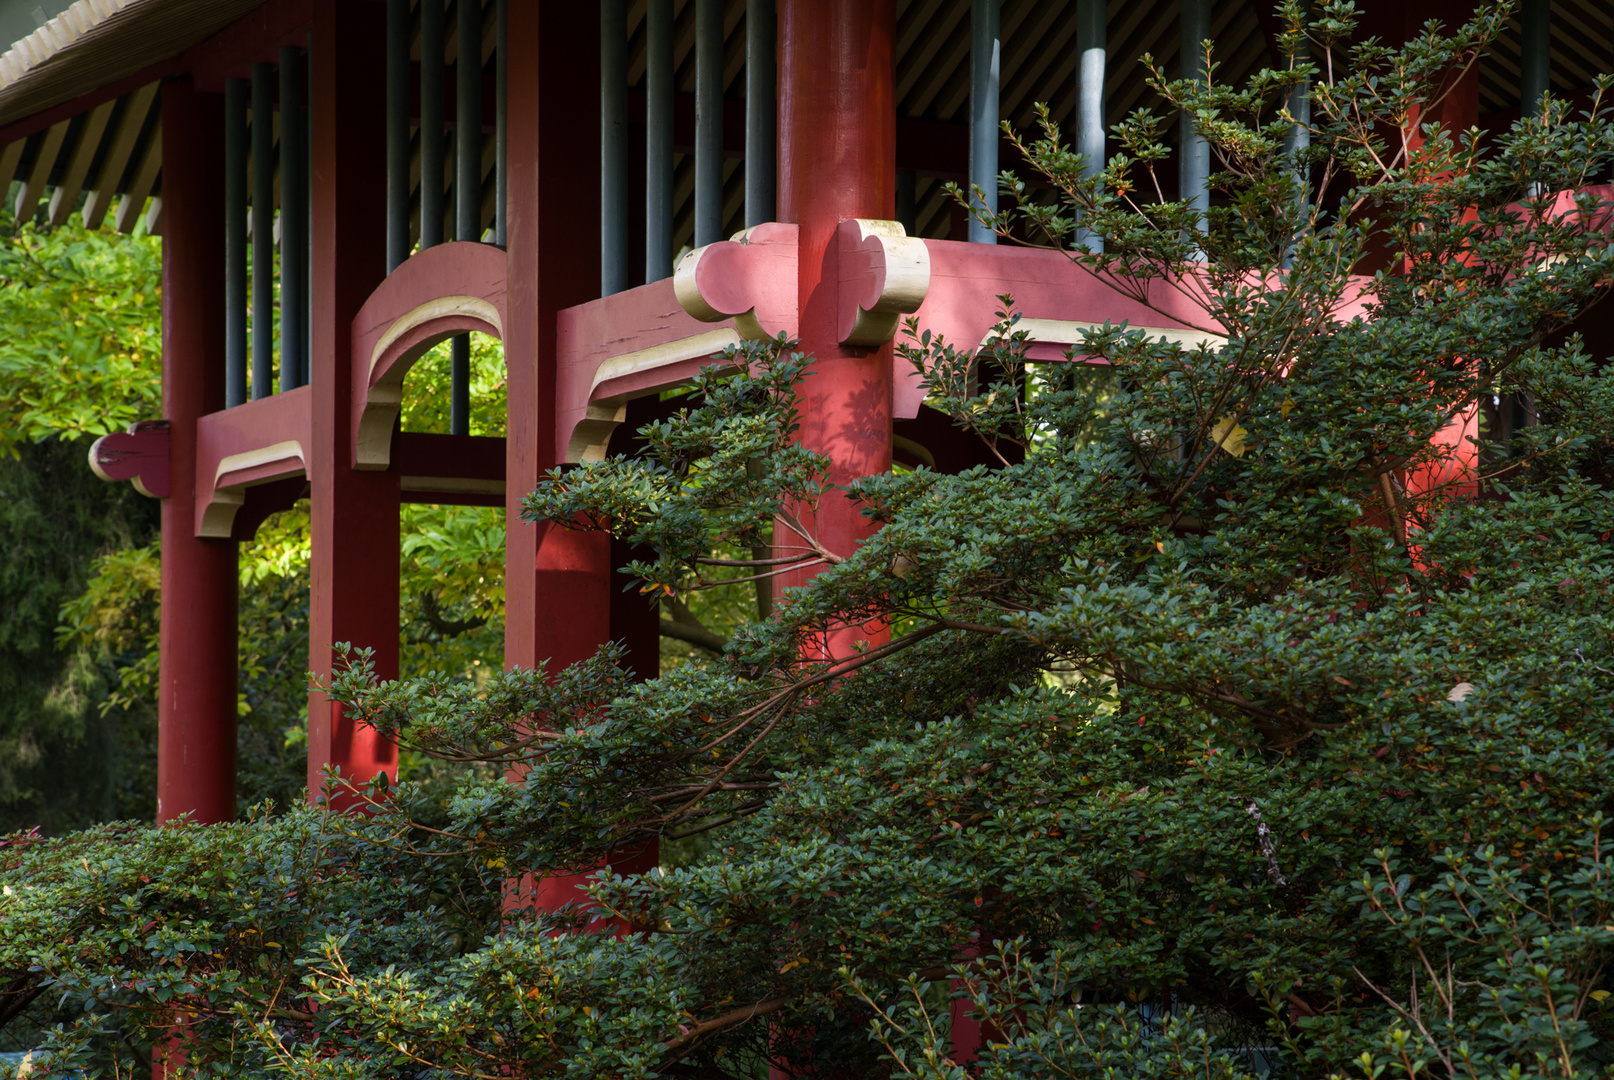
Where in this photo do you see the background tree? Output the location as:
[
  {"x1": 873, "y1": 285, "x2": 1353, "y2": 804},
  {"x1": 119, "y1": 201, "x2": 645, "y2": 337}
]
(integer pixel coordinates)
[{"x1": 8, "y1": 3, "x2": 1614, "y2": 1078}]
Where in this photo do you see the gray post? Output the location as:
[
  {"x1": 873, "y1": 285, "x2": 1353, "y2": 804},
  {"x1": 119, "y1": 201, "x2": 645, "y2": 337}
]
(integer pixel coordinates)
[
  {"x1": 646, "y1": 0, "x2": 674, "y2": 280},
  {"x1": 420, "y1": 0, "x2": 445, "y2": 249},
  {"x1": 969, "y1": 0, "x2": 1000, "y2": 244},
  {"x1": 745, "y1": 0, "x2": 776, "y2": 227},
  {"x1": 495, "y1": 0, "x2": 507, "y2": 247},
  {"x1": 279, "y1": 47, "x2": 307, "y2": 391},
  {"x1": 251, "y1": 62, "x2": 274, "y2": 399},
  {"x1": 1282, "y1": 41, "x2": 1310, "y2": 237},
  {"x1": 1178, "y1": 0, "x2": 1210, "y2": 245},
  {"x1": 385, "y1": 0, "x2": 410, "y2": 271},
  {"x1": 1520, "y1": 0, "x2": 1549, "y2": 116},
  {"x1": 1075, "y1": 0, "x2": 1105, "y2": 252},
  {"x1": 225, "y1": 78, "x2": 247, "y2": 409},
  {"x1": 695, "y1": 0, "x2": 723, "y2": 246},
  {"x1": 601, "y1": 0, "x2": 629, "y2": 294}
]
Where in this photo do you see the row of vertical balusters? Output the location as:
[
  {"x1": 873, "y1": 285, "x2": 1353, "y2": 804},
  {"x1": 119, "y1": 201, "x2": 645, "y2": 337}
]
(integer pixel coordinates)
[{"x1": 224, "y1": 48, "x2": 310, "y2": 408}]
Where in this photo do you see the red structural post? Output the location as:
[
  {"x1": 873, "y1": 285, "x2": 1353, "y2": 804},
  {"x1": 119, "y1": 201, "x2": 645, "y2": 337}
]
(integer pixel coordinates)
[
  {"x1": 776, "y1": 0, "x2": 897, "y2": 655},
  {"x1": 502, "y1": 0, "x2": 656, "y2": 907},
  {"x1": 156, "y1": 78, "x2": 237, "y2": 826},
  {"x1": 505, "y1": 0, "x2": 603, "y2": 676},
  {"x1": 307, "y1": 0, "x2": 400, "y2": 800},
  {"x1": 771, "y1": 3, "x2": 897, "y2": 1072}
]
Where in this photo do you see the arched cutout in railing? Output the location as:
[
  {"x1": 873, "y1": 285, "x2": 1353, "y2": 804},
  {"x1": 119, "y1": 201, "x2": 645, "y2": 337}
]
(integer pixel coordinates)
[{"x1": 351, "y1": 242, "x2": 509, "y2": 470}]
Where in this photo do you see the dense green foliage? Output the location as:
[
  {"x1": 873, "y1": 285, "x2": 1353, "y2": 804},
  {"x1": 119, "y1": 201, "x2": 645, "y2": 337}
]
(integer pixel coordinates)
[{"x1": 7, "y1": 3, "x2": 1614, "y2": 1077}]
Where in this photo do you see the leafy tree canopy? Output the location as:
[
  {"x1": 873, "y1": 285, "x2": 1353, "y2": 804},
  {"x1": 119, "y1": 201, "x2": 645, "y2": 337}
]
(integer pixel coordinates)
[{"x1": 8, "y1": 3, "x2": 1614, "y2": 1077}]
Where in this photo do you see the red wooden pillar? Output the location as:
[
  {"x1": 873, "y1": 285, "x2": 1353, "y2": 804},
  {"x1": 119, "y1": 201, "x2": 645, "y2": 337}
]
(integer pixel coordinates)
[
  {"x1": 307, "y1": 0, "x2": 400, "y2": 801},
  {"x1": 504, "y1": 0, "x2": 602, "y2": 677},
  {"x1": 776, "y1": 0, "x2": 896, "y2": 655},
  {"x1": 771, "y1": 3, "x2": 897, "y2": 1072},
  {"x1": 503, "y1": 0, "x2": 657, "y2": 906},
  {"x1": 157, "y1": 79, "x2": 237, "y2": 826}
]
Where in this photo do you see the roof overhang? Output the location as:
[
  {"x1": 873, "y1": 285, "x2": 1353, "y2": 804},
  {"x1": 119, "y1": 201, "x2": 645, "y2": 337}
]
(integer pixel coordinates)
[{"x1": 0, "y1": 0, "x2": 266, "y2": 131}]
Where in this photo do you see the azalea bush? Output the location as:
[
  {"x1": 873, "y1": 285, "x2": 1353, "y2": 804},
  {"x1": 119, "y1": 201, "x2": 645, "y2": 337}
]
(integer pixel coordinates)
[{"x1": 7, "y1": 1, "x2": 1614, "y2": 1077}]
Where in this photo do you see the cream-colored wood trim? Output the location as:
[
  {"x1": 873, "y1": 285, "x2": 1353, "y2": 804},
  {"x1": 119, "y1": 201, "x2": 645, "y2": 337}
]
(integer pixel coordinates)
[
  {"x1": 198, "y1": 441, "x2": 306, "y2": 538},
  {"x1": 369, "y1": 295, "x2": 504, "y2": 380},
  {"x1": 354, "y1": 296, "x2": 504, "y2": 469},
  {"x1": 13, "y1": 119, "x2": 68, "y2": 220},
  {"x1": 589, "y1": 328, "x2": 741, "y2": 396},
  {"x1": 81, "y1": 80, "x2": 155, "y2": 230},
  {"x1": 991, "y1": 318, "x2": 1228, "y2": 353},
  {"x1": 842, "y1": 218, "x2": 930, "y2": 347},
  {"x1": 565, "y1": 329, "x2": 743, "y2": 464},
  {"x1": 114, "y1": 117, "x2": 160, "y2": 234},
  {"x1": 0, "y1": 139, "x2": 24, "y2": 207},
  {"x1": 212, "y1": 441, "x2": 306, "y2": 487},
  {"x1": 565, "y1": 402, "x2": 630, "y2": 465}
]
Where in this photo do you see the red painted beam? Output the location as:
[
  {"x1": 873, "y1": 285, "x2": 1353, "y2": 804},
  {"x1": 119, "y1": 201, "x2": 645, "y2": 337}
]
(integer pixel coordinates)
[
  {"x1": 89, "y1": 420, "x2": 170, "y2": 498},
  {"x1": 395, "y1": 432, "x2": 505, "y2": 482},
  {"x1": 396, "y1": 431, "x2": 506, "y2": 507},
  {"x1": 307, "y1": 0, "x2": 399, "y2": 802},
  {"x1": 156, "y1": 78, "x2": 237, "y2": 826},
  {"x1": 183, "y1": 0, "x2": 314, "y2": 91}
]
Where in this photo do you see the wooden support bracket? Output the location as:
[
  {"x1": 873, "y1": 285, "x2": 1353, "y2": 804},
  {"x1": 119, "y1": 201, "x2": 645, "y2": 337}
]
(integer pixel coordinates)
[
  {"x1": 194, "y1": 385, "x2": 312, "y2": 538},
  {"x1": 88, "y1": 419, "x2": 170, "y2": 498},
  {"x1": 837, "y1": 218, "x2": 930, "y2": 347},
  {"x1": 556, "y1": 223, "x2": 800, "y2": 464}
]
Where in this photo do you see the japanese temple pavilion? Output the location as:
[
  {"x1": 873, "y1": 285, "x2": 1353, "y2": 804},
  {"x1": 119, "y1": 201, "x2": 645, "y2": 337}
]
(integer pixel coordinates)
[{"x1": 0, "y1": 0, "x2": 1606, "y2": 829}]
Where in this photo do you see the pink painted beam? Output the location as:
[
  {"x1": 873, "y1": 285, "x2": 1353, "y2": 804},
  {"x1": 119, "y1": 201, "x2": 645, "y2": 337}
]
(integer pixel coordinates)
[
  {"x1": 894, "y1": 239, "x2": 1220, "y2": 418},
  {"x1": 555, "y1": 223, "x2": 799, "y2": 464}
]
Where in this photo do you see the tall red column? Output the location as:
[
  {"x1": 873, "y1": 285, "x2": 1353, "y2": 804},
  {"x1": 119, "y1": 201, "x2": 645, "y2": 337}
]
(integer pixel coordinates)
[
  {"x1": 777, "y1": 0, "x2": 896, "y2": 654},
  {"x1": 307, "y1": 0, "x2": 400, "y2": 800},
  {"x1": 157, "y1": 79, "x2": 237, "y2": 826},
  {"x1": 771, "y1": 4, "x2": 897, "y2": 1073},
  {"x1": 504, "y1": 0, "x2": 603, "y2": 677},
  {"x1": 503, "y1": 0, "x2": 656, "y2": 906}
]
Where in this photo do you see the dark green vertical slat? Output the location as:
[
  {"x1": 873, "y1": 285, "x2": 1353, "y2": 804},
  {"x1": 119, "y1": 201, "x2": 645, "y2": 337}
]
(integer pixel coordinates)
[
  {"x1": 225, "y1": 77, "x2": 247, "y2": 408},
  {"x1": 251, "y1": 61, "x2": 274, "y2": 399}
]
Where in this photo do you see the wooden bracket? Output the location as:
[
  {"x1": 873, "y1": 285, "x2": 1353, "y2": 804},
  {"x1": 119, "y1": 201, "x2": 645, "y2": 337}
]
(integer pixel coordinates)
[
  {"x1": 556, "y1": 224, "x2": 801, "y2": 465},
  {"x1": 836, "y1": 218, "x2": 930, "y2": 346},
  {"x1": 194, "y1": 386, "x2": 312, "y2": 538},
  {"x1": 88, "y1": 419, "x2": 170, "y2": 498}
]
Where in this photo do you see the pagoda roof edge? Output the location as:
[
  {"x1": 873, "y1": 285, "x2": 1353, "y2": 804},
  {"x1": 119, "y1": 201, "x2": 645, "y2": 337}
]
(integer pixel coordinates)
[{"x1": 0, "y1": 0, "x2": 266, "y2": 132}]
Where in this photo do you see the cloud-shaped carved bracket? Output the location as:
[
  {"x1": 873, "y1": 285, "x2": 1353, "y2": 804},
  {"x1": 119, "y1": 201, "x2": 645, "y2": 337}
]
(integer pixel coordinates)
[
  {"x1": 89, "y1": 419, "x2": 170, "y2": 498},
  {"x1": 837, "y1": 219, "x2": 931, "y2": 346}
]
